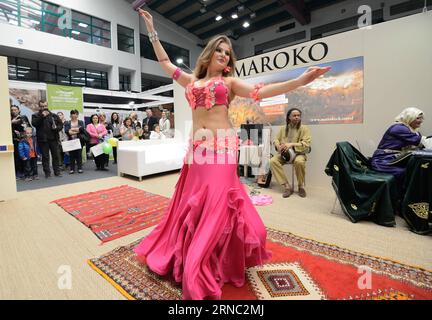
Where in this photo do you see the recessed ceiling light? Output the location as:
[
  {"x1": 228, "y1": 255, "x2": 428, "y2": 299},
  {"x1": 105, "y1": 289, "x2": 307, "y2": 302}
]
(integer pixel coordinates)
[
  {"x1": 176, "y1": 58, "x2": 184, "y2": 65},
  {"x1": 242, "y1": 21, "x2": 250, "y2": 28},
  {"x1": 215, "y1": 15, "x2": 222, "y2": 21},
  {"x1": 250, "y1": 12, "x2": 256, "y2": 19},
  {"x1": 231, "y1": 13, "x2": 238, "y2": 19}
]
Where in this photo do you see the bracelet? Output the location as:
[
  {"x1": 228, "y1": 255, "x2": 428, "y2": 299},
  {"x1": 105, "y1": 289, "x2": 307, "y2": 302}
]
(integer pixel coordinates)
[
  {"x1": 172, "y1": 67, "x2": 182, "y2": 81},
  {"x1": 250, "y1": 83, "x2": 264, "y2": 102},
  {"x1": 148, "y1": 31, "x2": 159, "y2": 43}
]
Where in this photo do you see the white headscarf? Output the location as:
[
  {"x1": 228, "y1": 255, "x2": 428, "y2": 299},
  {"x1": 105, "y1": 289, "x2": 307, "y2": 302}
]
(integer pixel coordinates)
[{"x1": 395, "y1": 107, "x2": 424, "y2": 129}]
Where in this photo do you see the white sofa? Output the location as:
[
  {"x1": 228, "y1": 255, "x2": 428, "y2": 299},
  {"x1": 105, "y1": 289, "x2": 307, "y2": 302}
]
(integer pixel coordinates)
[{"x1": 117, "y1": 139, "x2": 187, "y2": 181}]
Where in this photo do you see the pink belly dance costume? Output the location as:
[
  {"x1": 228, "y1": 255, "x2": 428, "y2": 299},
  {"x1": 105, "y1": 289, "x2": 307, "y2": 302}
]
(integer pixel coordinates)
[{"x1": 134, "y1": 68, "x2": 270, "y2": 300}]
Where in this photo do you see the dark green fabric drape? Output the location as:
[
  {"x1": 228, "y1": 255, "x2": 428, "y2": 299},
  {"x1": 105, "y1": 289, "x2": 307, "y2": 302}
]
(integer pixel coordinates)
[
  {"x1": 325, "y1": 142, "x2": 397, "y2": 227},
  {"x1": 402, "y1": 152, "x2": 432, "y2": 235}
]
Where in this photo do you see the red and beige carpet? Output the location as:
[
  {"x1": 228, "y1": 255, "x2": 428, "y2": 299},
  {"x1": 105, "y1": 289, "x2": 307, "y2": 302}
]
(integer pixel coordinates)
[
  {"x1": 53, "y1": 185, "x2": 169, "y2": 243},
  {"x1": 88, "y1": 228, "x2": 432, "y2": 300}
]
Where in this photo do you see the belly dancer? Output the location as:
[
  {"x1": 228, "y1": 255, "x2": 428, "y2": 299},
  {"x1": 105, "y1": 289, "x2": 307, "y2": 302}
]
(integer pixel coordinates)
[{"x1": 135, "y1": 9, "x2": 330, "y2": 300}]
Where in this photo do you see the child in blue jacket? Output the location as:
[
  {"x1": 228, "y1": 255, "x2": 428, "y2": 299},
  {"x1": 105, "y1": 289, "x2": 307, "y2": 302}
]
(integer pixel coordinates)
[{"x1": 18, "y1": 127, "x2": 39, "y2": 181}]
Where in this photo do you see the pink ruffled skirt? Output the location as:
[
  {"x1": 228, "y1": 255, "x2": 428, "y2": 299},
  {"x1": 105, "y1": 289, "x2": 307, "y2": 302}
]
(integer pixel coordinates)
[{"x1": 134, "y1": 144, "x2": 271, "y2": 300}]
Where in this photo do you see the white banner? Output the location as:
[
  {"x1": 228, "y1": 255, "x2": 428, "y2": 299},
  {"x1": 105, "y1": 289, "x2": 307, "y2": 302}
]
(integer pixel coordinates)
[
  {"x1": 61, "y1": 139, "x2": 81, "y2": 152},
  {"x1": 90, "y1": 143, "x2": 104, "y2": 157}
]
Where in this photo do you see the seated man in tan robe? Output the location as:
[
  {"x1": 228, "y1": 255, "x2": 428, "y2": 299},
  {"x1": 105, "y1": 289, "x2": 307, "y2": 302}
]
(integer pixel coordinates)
[{"x1": 270, "y1": 108, "x2": 311, "y2": 198}]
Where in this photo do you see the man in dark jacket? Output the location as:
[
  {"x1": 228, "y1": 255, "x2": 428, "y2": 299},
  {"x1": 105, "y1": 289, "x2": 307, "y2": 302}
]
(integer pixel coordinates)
[
  {"x1": 142, "y1": 109, "x2": 158, "y2": 132},
  {"x1": 31, "y1": 100, "x2": 63, "y2": 178}
]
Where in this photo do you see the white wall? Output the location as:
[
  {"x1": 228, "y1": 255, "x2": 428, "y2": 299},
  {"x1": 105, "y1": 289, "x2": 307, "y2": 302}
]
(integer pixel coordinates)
[
  {"x1": 140, "y1": 7, "x2": 203, "y2": 80},
  {"x1": 0, "y1": 0, "x2": 203, "y2": 91},
  {"x1": 0, "y1": 57, "x2": 17, "y2": 201},
  {"x1": 235, "y1": 0, "x2": 431, "y2": 59},
  {"x1": 0, "y1": 0, "x2": 142, "y2": 91},
  {"x1": 174, "y1": 12, "x2": 432, "y2": 188}
]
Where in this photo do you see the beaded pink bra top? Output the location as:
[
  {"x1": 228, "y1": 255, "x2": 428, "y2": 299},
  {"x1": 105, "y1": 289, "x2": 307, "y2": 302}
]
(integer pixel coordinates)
[{"x1": 185, "y1": 77, "x2": 230, "y2": 110}]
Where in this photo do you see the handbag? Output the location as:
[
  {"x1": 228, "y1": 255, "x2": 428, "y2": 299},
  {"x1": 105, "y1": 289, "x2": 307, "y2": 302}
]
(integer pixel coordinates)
[
  {"x1": 78, "y1": 128, "x2": 90, "y2": 143},
  {"x1": 257, "y1": 170, "x2": 272, "y2": 188}
]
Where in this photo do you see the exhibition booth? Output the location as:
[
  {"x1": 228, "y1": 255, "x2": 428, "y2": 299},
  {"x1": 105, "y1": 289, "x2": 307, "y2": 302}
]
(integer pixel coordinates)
[{"x1": 1, "y1": 11, "x2": 431, "y2": 199}]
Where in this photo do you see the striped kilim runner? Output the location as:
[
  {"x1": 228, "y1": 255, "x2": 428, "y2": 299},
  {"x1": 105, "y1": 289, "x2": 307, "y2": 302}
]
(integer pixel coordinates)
[{"x1": 53, "y1": 185, "x2": 169, "y2": 243}]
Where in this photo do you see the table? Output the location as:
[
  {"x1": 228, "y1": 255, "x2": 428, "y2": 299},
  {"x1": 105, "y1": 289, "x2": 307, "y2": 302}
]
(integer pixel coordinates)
[
  {"x1": 239, "y1": 145, "x2": 262, "y2": 177},
  {"x1": 402, "y1": 151, "x2": 432, "y2": 234}
]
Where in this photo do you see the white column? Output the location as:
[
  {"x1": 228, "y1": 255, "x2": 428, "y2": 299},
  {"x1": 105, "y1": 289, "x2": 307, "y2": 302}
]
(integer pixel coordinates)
[
  {"x1": 108, "y1": 64, "x2": 120, "y2": 91},
  {"x1": 131, "y1": 69, "x2": 141, "y2": 92},
  {"x1": 0, "y1": 56, "x2": 17, "y2": 201}
]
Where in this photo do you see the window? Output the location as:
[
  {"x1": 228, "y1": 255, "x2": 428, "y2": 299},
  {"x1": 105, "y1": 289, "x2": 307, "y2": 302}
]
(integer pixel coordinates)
[
  {"x1": 7, "y1": 56, "x2": 17, "y2": 79},
  {"x1": 92, "y1": 16, "x2": 111, "y2": 48},
  {"x1": 140, "y1": 34, "x2": 190, "y2": 67},
  {"x1": 57, "y1": 66, "x2": 70, "y2": 85},
  {"x1": 6, "y1": 55, "x2": 108, "y2": 89},
  {"x1": 119, "y1": 74, "x2": 131, "y2": 92},
  {"x1": 117, "y1": 24, "x2": 134, "y2": 54},
  {"x1": 20, "y1": 0, "x2": 42, "y2": 30},
  {"x1": 141, "y1": 76, "x2": 173, "y2": 97},
  {"x1": 41, "y1": 1, "x2": 68, "y2": 37},
  {"x1": 86, "y1": 69, "x2": 108, "y2": 89},
  {"x1": 140, "y1": 34, "x2": 157, "y2": 61},
  {"x1": 71, "y1": 69, "x2": 86, "y2": 86},
  {"x1": 0, "y1": 0, "x2": 111, "y2": 48},
  {"x1": 16, "y1": 58, "x2": 38, "y2": 81},
  {"x1": 38, "y1": 62, "x2": 56, "y2": 83},
  {"x1": 71, "y1": 11, "x2": 91, "y2": 43},
  {"x1": 0, "y1": 0, "x2": 19, "y2": 27}
]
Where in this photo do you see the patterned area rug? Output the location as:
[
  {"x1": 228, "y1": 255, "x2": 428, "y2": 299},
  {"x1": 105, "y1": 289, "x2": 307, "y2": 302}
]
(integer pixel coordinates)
[
  {"x1": 53, "y1": 185, "x2": 169, "y2": 243},
  {"x1": 88, "y1": 228, "x2": 432, "y2": 300}
]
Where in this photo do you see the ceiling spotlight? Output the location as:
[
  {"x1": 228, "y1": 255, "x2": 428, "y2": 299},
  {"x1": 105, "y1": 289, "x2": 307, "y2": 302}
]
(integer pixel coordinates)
[
  {"x1": 215, "y1": 15, "x2": 222, "y2": 21},
  {"x1": 250, "y1": 12, "x2": 256, "y2": 19},
  {"x1": 238, "y1": 5, "x2": 245, "y2": 11},
  {"x1": 200, "y1": 6, "x2": 207, "y2": 13},
  {"x1": 242, "y1": 21, "x2": 250, "y2": 28},
  {"x1": 231, "y1": 13, "x2": 238, "y2": 19},
  {"x1": 176, "y1": 58, "x2": 184, "y2": 65}
]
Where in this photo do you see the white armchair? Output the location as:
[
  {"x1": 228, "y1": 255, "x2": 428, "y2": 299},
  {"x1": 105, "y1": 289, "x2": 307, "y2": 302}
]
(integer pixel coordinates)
[{"x1": 117, "y1": 138, "x2": 187, "y2": 181}]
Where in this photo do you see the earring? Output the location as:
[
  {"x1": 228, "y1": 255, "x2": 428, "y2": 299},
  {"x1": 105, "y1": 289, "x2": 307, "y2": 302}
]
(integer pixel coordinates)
[{"x1": 223, "y1": 66, "x2": 231, "y2": 74}]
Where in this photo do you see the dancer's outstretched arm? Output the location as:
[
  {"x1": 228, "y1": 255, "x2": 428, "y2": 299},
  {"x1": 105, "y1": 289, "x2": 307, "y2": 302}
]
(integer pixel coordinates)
[
  {"x1": 139, "y1": 9, "x2": 193, "y2": 88},
  {"x1": 230, "y1": 66, "x2": 331, "y2": 100}
]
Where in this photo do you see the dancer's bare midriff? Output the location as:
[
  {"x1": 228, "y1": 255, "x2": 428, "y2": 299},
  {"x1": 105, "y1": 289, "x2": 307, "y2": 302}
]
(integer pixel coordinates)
[{"x1": 191, "y1": 105, "x2": 236, "y2": 140}]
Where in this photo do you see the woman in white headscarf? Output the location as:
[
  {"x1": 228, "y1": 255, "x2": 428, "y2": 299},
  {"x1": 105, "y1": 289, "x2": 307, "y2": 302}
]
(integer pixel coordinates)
[{"x1": 371, "y1": 107, "x2": 426, "y2": 187}]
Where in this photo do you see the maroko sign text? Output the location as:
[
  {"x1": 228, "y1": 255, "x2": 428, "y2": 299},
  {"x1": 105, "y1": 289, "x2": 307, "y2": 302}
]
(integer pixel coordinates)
[{"x1": 235, "y1": 42, "x2": 329, "y2": 77}]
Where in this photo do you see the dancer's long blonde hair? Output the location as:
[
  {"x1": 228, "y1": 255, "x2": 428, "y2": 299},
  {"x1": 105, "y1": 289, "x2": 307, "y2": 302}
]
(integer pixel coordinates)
[{"x1": 193, "y1": 35, "x2": 236, "y2": 79}]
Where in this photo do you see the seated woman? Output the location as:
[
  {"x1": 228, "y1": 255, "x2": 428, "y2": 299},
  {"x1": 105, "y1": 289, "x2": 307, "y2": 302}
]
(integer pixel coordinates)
[
  {"x1": 139, "y1": 124, "x2": 151, "y2": 140},
  {"x1": 371, "y1": 107, "x2": 427, "y2": 189},
  {"x1": 149, "y1": 124, "x2": 166, "y2": 140},
  {"x1": 120, "y1": 117, "x2": 136, "y2": 141}
]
